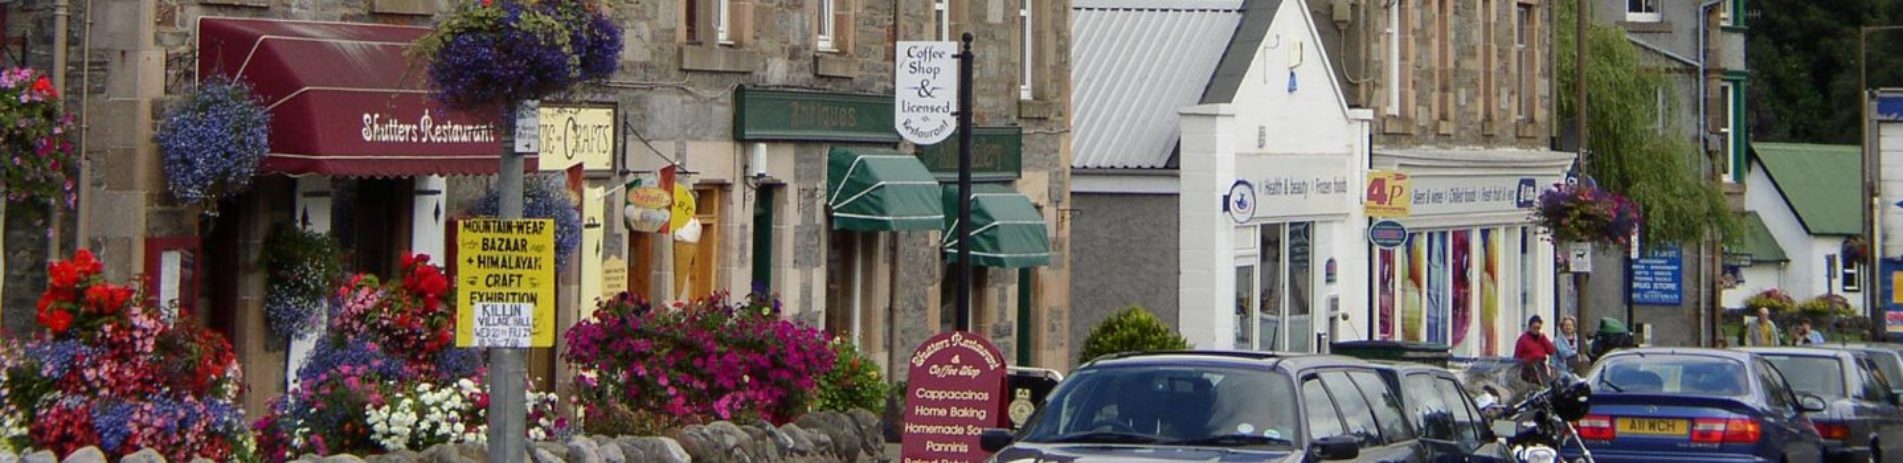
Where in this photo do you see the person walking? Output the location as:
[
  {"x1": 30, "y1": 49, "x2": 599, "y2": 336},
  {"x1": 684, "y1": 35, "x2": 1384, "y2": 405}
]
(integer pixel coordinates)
[
  {"x1": 1792, "y1": 319, "x2": 1827, "y2": 345},
  {"x1": 1742, "y1": 307, "x2": 1781, "y2": 346},
  {"x1": 1554, "y1": 316, "x2": 1587, "y2": 375},
  {"x1": 1515, "y1": 315, "x2": 1557, "y2": 384}
]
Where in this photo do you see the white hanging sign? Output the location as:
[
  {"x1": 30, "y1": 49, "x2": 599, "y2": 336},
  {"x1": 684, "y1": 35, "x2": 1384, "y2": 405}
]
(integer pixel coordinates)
[{"x1": 894, "y1": 41, "x2": 959, "y2": 145}]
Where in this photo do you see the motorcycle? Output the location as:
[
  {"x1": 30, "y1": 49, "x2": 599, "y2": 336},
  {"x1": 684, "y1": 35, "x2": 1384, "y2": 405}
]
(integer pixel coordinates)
[{"x1": 1476, "y1": 374, "x2": 1596, "y2": 463}]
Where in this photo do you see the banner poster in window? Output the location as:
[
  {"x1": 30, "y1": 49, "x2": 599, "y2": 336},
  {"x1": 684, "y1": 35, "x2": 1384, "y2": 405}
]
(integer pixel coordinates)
[
  {"x1": 1452, "y1": 229, "x2": 1472, "y2": 351},
  {"x1": 1378, "y1": 248, "x2": 1396, "y2": 341},
  {"x1": 1884, "y1": 258, "x2": 1903, "y2": 334},
  {"x1": 1403, "y1": 233, "x2": 1425, "y2": 342},
  {"x1": 1481, "y1": 229, "x2": 1501, "y2": 356},
  {"x1": 1427, "y1": 231, "x2": 1449, "y2": 345}
]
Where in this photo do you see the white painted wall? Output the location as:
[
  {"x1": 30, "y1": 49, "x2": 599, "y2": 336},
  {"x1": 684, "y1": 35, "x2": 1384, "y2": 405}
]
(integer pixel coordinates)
[
  {"x1": 1744, "y1": 160, "x2": 1865, "y2": 309},
  {"x1": 1722, "y1": 264, "x2": 1787, "y2": 309},
  {"x1": 1178, "y1": 105, "x2": 1241, "y2": 348},
  {"x1": 1881, "y1": 121, "x2": 1903, "y2": 258}
]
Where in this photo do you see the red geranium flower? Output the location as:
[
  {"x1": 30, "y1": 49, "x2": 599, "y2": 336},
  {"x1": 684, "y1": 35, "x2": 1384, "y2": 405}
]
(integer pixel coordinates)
[
  {"x1": 32, "y1": 75, "x2": 56, "y2": 98},
  {"x1": 39, "y1": 308, "x2": 73, "y2": 334}
]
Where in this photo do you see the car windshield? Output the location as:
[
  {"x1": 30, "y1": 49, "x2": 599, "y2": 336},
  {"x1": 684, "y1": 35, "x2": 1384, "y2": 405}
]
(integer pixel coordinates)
[
  {"x1": 1020, "y1": 365, "x2": 1298, "y2": 448},
  {"x1": 1592, "y1": 354, "x2": 1749, "y2": 396},
  {"x1": 1762, "y1": 355, "x2": 1846, "y2": 399}
]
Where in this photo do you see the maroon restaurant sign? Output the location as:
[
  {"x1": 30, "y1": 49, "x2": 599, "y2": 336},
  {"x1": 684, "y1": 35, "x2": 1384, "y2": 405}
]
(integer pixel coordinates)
[{"x1": 902, "y1": 331, "x2": 1007, "y2": 463}]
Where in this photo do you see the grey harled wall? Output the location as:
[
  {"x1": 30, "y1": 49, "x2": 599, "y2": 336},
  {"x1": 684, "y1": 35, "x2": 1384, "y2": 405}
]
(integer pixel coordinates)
[{"x1": 1069, "y1": 193, "x2": 1178, "y2": 362}]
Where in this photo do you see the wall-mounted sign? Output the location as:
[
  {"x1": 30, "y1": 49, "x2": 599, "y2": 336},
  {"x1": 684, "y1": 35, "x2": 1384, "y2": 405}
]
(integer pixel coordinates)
[
  {"x1": 513, "y1": 100, "x2": 540, "y2": 153},
  {"x1": 1407, "y1": 174, "x2": 1556, "y2": 217},
  {"x1": 1368, "y1": 220, "x2": 1409, "y2": 248},
  {"x1": 1365, "y1": 170, "x2": 1412, "y2": 218},
  {"x1": 895, "y1": 41, "x2": 959, "y2": 145},
  {"x1": 734, "y1": 87, "x2": 899, "y2": 143},
  {"x1": 1629, "y1": 245, "x2": 1683, "y2": 306},
  {"x1": 1234, "y1": 153, "x2": 1355, "y2": 218},
  {"x1": 454, "y1": 219, "x2": 557, "y2": 348},
  {"x1": 1565, "y1": 242, "x2": 1593, "y2": 274},
  {"x1": 916, "y1": 127, "x2": 1023, "y2": 181},
  {"x1": 537, "y1": 106, "x2": 614, "y2": 171},
  {"x1": 1225, "y1": 180, "x2": 1256, "y2": 224}
]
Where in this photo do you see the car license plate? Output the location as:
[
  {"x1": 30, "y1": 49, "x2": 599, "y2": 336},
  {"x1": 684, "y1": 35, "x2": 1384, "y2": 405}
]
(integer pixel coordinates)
[{"x1": 1616, "y1": 418, "x2": 1688, "y2": 436}]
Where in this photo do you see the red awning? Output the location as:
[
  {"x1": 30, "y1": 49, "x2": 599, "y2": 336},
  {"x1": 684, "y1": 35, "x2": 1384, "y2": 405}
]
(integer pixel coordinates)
[{"x1": 196, "y1": 17, "x2": 533, "y2": 177}]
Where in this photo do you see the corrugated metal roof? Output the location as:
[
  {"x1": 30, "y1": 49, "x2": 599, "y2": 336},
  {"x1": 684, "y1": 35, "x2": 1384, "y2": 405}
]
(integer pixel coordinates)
[{"x1": 1071, "y1": 0, "x2": 1243, "y2": 169}]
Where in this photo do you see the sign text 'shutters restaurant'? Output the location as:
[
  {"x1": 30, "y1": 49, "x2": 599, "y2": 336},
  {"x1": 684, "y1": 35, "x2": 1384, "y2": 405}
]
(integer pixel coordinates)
[
  {"x1": 733, "y1": 87, "x2": 900, "y2": 143},
  {"x1": 916, "y1": 126, "x2": 1023, "y2": 181}
]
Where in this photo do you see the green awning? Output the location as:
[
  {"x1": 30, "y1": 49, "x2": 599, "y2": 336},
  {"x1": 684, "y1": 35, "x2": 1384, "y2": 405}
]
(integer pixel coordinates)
[
  {"x1": 942, "y1": 184, "x2": 1051, "y2": 267},
  {"x1": 827, "y1": 147, "x2": 944, "y2": 231},
  {"x1": 1727, "y1": 212, "x2": 1789, "y2": 264}
]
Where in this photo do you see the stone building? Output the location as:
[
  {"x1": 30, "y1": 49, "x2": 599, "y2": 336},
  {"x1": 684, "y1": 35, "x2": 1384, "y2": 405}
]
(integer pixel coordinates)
[
  {"x1": 1312, "y1": 0, "x2": 1569, "y2": 357},
  {"x1": 7, "y1": 0, "x2": 1070, "y2": 416}
]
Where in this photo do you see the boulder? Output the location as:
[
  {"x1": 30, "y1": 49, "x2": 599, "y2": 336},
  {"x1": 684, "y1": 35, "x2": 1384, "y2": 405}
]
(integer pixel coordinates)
[
  {"x1": 530, "y1": 448, "x2": 563, "y2": 463},
  {"x1": 118, "y1": 449, "x2": 165, "y2": 463},
  {"x1": 57, "y1": 447, "x2": 105, "y2": 463},
  {"x1": 797, "y1": 412, "x2": 860, "y2": 458},
  {"x1": 777, "y1": 423, "x2": 818, "y2": 455},
  {"x1": 319, "y1": 455, "x2": 368, "y2": 463},
  {"x1": 616, "y1": 437, "x2": 690, "y2": 463},
  {"x1": 563, "y1": 436, "x2": 603, "y2": 463},
  {"x1": 455, "y1": 443, "x2": 489, "y2": 463},
  {"x1": 848, "y1": 409, "x2": 886, "y2": 456},
  {"x1": 531, "y1": 442, "x2": 568, "y2": 461},
  {"x1": 423, "y1": 444, "x2": 468, "y2": 463},
  {"x1": 18, "y1": 451, "x2": 51, "y2": 463},
  {"x1": 190, "y1": 458, "x2": 216, "y2": 463},
  {"x1": 596, "y1": 439, "x2": 627, "y2": 463},
  {"x1": 0, "y1": 450, "x2": 17, "y2": 463},
  {"x1": 740, "y1": 422, "x2": 780, "y2": 462}
]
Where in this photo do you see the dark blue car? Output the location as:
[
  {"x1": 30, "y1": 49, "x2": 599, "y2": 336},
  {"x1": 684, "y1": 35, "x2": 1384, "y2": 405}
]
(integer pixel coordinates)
[
  {"x1": 1573, "y1": 348, "x2": 1828, "y2": 463},
  {"x1": 1744, "y1": 347, "x2": 1903, "y2": 463}
]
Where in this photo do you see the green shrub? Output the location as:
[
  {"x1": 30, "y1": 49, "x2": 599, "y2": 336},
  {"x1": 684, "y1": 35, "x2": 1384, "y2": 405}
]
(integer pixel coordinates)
[
  {"x1": 1080, "y1": 306, "x2": 1190, "y2": 364},
  {"x1": 813, "y1": 337, "x2": 889, "y2": 414}
]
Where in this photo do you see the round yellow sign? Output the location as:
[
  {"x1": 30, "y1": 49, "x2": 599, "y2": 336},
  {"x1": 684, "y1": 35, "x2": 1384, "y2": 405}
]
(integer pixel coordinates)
[
  {"x1": 627, "y1": 187, "x2": 672, "y2": 209},
  {"x1": 670, "y1": 185, "x2": 697, "y2": 231}
]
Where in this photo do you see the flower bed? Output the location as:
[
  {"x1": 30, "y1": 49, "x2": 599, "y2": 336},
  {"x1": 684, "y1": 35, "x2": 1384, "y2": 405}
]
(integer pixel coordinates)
[
  {"x1": 1743, "y1": 288, "x2": 1797, "y2": 314},
  {"x1": 0, "y1": 250, "x2": 249, "y2": 461},
  {"x1": 253, "y1": 254, "x2": 564, "y2": 461},
  {"x1": 564, "y1": 292, "x2": 835, "y2": 435}
]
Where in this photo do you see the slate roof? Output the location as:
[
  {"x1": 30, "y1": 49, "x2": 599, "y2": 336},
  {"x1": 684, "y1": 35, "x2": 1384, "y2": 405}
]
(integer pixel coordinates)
[
  {"x1": 1071, "y1": 0, "x2": 1243, "y2": 169},
  {"x1": 1751, "y1": 142, "x2": 1861, "y2": 236}
]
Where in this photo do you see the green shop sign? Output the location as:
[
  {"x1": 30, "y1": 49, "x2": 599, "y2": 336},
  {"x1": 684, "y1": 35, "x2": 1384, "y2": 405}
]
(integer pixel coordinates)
[
  {"x1": 916, "y1": 127, "x2": 1022, "y2": 181},
  {"x1": 733, "y1": 87, "x2": 899, "y2": 143}
]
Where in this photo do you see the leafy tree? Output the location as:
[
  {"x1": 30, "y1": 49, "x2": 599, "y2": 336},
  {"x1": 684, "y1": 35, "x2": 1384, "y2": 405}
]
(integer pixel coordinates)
[
  {"x1": 1557, "y1": 0, "x2": 1737, "y2": 244},
  {"x1": 1748, "y1": 0, "x2": 1903, "y2": 144}
]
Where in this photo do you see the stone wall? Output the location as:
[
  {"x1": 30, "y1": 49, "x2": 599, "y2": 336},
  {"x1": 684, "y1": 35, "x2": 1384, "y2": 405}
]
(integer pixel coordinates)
[{"x1": 0, "y1": 411, "x2": 886, "y2": 463}]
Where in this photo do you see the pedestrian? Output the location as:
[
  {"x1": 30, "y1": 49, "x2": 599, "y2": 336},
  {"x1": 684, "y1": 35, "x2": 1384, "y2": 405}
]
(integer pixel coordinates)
[
  {"x1": 1554, "y1": 316, "x2": 1588, "y2": 375},
  {"x1": 1515, "y1": 315, "x2": 1557, "y2": 384},
  {"x1": 1792, "y1": 319, "x2": 1827, "y2": 345},
  {"x1": 1742, "y1": 307, "x2": 1780, "y2": 346}
]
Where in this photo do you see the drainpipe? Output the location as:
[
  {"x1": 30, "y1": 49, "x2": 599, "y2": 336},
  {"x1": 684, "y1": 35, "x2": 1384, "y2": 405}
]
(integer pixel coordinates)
[
  {"x1": 1696, "y1": 0, "x2": 1722, "y2": 345},
  {"x1": 49, "y1": 0, "x2": 66, "y2": 257}
]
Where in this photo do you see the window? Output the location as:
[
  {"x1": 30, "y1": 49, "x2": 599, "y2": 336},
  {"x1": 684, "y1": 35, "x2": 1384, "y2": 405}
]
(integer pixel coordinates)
[
  {"x1": 1626, "y1": 0, "x2": 1660, "y2": 22},
  {"x1": 1236, "y1": 265, "x2": 1255, "y2": 349},
  {"x1": 1516, "y1": 5, "x2": 1534, "y2": 122},
  {"x1": 1763, "y1": 355, "x2": 1848, "y2": 400},
  {"x1": 1434, "y1": 377, "x2": 1486, "y2": 445},
  {"x1": 1349, "y1": 371, "x2": 1412, "y2": 443},
  {"x1": 1384, "y1": 0, "x2": 1402, "y2": 116},
  {"x1": 1019, "y1": 0, "x2": 1034, "y2": 100},
  {"x1": 1436, "y1": 0, "x2": 1451, "y2": 123},
  {"x1": 817, "y1": 0, "x2": 836, "y2": 50},
  {"x1": 1721, "y1": 81, "x2": 1738, "y2": 182},
  {"x1": 1403, "y1": 374, "x2": 1453, "y2": 441},
  {"x1": 1243, "y1": 223, "x2": 1315, "y2": 351},
  {"x1": 1757, "y1": 359, "x2": 1798, "y2": 412},
  {"x1": 1723, "y1": 0, "x2": 1739, "y2": 26},
  {"x1": 1597, "y1": 354, "x2": 1750, "y2": 396},
  {"x1": 934, "y1": 0, "x2": 951, "y2": 41},
  {"x1": 1303, "y1": 377, "x2": 1348, "y2": 440},
  {"x1": 1858, "y1": 358, "x2": 1889, "y2": 400},
  {"x1": 717, "y1": 0, "x2": 733, "y2": 44},
  {"x1": 1020, "y1": 367, "x2": 1299, "y2": 444},
  {"x1": 1845, "y1": 258, "x2": 1863, "y2": 293},
  {"x1": 1319, "y1": 372, "x2": 1382, "y2": 446}
]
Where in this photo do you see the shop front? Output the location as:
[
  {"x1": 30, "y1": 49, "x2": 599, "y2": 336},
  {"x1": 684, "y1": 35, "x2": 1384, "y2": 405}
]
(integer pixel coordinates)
[
  {"x1": 919, "y1": 128, "x2": 1052, "y2": 365},
  {"x1": 193, "y1": 17, "x2": 525, "y2": 410},
  {"x1": 1366, "y1": 150, "x2": 1568, "y2": 359}
]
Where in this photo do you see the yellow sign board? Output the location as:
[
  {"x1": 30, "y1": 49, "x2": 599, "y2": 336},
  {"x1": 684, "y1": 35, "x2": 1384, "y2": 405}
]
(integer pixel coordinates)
[
  {"x1": 454, "y1": 219, "x2": 558, "y2": 348},
  {"x1": 1365, "y1": 170, "x2": 1413, "y2": 218},
  {"x1": 671, "y1": 185, "x2": 697, "y2": 231},
  {"x1": 537, "y1": 106, "x2": 615, "y2": 171}
]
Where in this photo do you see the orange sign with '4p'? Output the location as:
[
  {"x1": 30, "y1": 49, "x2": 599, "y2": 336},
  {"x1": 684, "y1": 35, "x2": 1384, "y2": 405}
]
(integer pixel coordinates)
[{"x1": 1365, "y1": 170, "x2": 1412, "y2": 218}]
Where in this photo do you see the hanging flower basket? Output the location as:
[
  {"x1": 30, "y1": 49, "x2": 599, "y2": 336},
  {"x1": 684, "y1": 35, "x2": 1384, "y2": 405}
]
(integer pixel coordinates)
[
  {"x1": 155, "y1": 76, "x2": 269, "y2": 209},
  {"x1": 1843, "y1": 236, "x2": 1869, "y2": 264},
  {"x1": 260, "y1": 225, "x2": 343, "y2": 340},
  {"x1": 0, "y1": 68, "x2": 77, "y2": 210},
  {"x1": 1534, "y1": 182, "x2": 1642, "y2": 245},
  {"x1": 413, "y1": 0, "x2": 623, "y2": 113}
]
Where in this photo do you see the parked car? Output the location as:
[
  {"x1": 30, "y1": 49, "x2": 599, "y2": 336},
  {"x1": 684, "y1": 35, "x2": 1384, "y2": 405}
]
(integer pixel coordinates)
[
  {"x1": 1373, "y1": 362, "x2": 1512, "y2": 463},
  {"x1": 1571, "y1": 347, "x2": 1828, "y2": 463},
  {"x1": 1743, "y1": 347, "x2": 1903, "y2": 463},
  {"x1": 981, "y1": 351, "x2": 1425, "y2": 462},
  {"x1": 1830, "y1": 344, "x2": 1903, "y2": 397}
]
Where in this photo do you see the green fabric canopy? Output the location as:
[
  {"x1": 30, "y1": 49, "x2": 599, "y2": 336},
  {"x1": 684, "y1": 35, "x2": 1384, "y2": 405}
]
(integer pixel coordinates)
[
  {"x1": 827, "y1": 147, "x2": 944, "y2": 231},
  {"x1": 941, "y1": 184, "x2": 1051, "y2": 267}
]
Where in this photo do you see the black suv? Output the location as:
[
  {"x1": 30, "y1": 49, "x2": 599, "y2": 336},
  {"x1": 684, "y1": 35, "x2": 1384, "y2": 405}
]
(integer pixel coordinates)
[
  {"x1": 983, "y1": 351, "x2": 1431, "y2": 462},
  {"x1": 1373, "y1": 362, "x2": 1512, "y2": 463}
]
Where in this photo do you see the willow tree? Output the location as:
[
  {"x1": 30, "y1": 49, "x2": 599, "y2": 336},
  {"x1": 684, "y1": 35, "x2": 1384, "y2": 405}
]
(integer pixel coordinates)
[{"x1": 1556, "y1": 0, "x2": 1737, "y2": 245}]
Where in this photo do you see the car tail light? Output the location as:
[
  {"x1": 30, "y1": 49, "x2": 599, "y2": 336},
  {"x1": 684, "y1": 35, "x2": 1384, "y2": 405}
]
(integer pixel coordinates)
[
  {"x1": 1814, "y1": 421, "x2": 1850, "y2": 441},
  {"x1": 1576, "y1": 415, "x2": 1614, "y2": 440},
  {"x1": 1690, "y1": 418, "x2": 1761, "y2": 444}
]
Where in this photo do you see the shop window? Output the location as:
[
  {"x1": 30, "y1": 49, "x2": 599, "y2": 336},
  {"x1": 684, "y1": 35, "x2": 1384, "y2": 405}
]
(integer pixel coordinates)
[
  {"x1": 1241, "y1": 222, "x2": 1314, "y2": 352},
  {"x1": 827, "y1": 230, "x2": 877, "y2": 342},
  {"x1": 1626, "y1": 0, "x2": 1660, "y2": 22},
  {"x1": 1236, "y1": 264, "x2": 1256, "y2": 349},
  {"x1": 675, "y1": 187, "x2": 724, "y2": 300},
  {"x1": 332, "y1": 179, "x2": 414, "y2": 277},
  {"x1": 1019, "y1": 0, "x2": 1035, "y2": 100},
  {"x1": 751, "y1": 186, "x2": 777, "y2": 291}
]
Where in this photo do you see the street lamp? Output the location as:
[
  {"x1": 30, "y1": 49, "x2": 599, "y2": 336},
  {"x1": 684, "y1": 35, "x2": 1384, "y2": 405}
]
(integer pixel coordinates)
[{"x1": 1860, "y1": 26, "x2": 1903, "y2": 339}]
